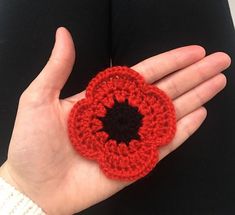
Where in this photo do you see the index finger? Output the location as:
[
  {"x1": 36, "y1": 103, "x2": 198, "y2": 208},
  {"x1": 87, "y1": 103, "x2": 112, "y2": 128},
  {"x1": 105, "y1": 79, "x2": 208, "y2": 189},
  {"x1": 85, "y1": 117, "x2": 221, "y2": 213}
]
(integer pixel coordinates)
[
  {"x1": 66, "y1": 45, "x2": 205, "y2": 103},
  {"x1": 132, "y1": 45, "x2": 206, "y2": 84}
]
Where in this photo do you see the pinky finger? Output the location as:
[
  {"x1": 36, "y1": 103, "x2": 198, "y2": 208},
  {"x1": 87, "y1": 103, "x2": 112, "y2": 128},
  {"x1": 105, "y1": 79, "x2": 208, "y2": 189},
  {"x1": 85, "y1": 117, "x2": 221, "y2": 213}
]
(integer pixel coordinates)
[{"x1": 159, "y1": 106, "x2": 207, "y2": 160}]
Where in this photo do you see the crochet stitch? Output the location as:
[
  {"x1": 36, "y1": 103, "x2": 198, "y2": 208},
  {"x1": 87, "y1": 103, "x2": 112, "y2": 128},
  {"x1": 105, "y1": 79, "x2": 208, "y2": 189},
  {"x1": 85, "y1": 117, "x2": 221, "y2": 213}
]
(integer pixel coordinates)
[{"x1": 68, "y1": 66, "x2": 176, "y2": 181}]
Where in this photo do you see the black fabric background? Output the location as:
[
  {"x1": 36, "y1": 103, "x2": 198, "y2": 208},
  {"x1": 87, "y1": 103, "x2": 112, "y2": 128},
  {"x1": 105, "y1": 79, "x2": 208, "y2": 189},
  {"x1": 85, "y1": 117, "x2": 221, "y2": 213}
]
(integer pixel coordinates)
[{"x1": 0, "y1": 0, "x2": 234, "y2": 214}]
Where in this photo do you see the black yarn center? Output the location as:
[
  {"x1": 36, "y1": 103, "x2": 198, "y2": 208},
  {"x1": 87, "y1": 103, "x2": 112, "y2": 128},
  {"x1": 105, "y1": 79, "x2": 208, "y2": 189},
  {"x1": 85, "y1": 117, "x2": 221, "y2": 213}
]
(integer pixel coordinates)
[{"x1": 98, "y1": 99, "x2": 143, "y2": 144}]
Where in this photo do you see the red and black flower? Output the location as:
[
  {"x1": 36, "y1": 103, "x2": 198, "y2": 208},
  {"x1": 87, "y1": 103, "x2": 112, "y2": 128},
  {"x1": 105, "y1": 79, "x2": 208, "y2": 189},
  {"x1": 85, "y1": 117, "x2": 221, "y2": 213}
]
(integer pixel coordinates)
[{"x1": 68, "y1": 66, "x2": 176, "y2": 181}]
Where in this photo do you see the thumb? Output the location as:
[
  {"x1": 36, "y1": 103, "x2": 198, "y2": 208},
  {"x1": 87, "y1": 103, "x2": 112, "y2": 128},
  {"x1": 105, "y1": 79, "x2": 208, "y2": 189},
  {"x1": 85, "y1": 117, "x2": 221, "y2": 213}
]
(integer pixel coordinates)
[{"x1": 25, "y1": 27, "x2": 76, "y2": 99}]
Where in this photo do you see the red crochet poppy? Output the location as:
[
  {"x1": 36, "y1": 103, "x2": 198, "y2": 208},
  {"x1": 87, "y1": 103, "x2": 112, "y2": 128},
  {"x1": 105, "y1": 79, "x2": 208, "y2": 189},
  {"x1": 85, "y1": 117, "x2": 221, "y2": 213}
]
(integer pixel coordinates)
[{"x1": 68, "y1": 66, "x2": 176, "y2": 181}]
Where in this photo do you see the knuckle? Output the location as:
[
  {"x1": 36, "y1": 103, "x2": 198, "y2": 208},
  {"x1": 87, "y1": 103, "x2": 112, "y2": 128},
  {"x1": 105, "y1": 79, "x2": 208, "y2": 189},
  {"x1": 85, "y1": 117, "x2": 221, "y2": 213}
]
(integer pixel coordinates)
[
  {"x1": 19, "y1": 90, "x2": 42, "y2": 105},
  {"x1": 167, "y1": 143, "x2": 176, "y2": 154},
  {"x1": 139, "y1": 59, "x2": 160, "y2": 82},
  {"x1": 168, "y1": 79, "x2": 180, "y2": 98},
  {"x1": 184, "y1": 125, "x2": 193, "y2": 138},
  {"x1": 194, "y1": 89, "x2": 205, "y2": 105},
  {"x1": 49, "y1": 56, "x2": 70, "y2": 68},
  {"x1": 171, "y1": 52, "x2": 181, "y2": 68}
]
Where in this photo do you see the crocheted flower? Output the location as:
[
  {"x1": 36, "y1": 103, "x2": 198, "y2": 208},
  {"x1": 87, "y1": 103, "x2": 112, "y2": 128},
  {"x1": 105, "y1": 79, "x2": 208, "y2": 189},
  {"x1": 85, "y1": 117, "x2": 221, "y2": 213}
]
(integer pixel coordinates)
[{"x1": 68, "y1": 66, "x2": 176, "y2": 181}]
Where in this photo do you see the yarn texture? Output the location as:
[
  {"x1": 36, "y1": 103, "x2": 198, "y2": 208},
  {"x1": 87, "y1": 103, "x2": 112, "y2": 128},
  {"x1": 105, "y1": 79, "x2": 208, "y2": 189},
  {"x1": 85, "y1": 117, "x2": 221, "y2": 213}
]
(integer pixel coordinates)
[{"x1": 67, "y1": 66, "x2": 176, "y2": 181}]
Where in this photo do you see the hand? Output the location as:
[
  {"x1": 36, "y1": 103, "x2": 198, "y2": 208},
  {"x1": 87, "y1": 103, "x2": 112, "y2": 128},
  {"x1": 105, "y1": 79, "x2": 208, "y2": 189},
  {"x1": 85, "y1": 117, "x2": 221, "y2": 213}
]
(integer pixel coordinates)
[{"x1": 0, "y1": 27, "x2": 231, "y2": 215}]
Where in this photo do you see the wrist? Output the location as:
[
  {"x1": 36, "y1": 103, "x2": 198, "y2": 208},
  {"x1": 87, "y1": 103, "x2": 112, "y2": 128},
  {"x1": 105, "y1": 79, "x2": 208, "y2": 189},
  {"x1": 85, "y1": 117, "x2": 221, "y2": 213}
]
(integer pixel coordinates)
[
  {"x1": 0, "y1": 162, "x2": 46, "y2": 214},
  {"x1": 0, "y1": 162, "x2": 71, "y2": 215},
  {"x1": 0, "y1": 162, "x2": 20, "y2": 190},
  {"x1": 0, "y1": 162, "x2": 27, "y2": 199}
]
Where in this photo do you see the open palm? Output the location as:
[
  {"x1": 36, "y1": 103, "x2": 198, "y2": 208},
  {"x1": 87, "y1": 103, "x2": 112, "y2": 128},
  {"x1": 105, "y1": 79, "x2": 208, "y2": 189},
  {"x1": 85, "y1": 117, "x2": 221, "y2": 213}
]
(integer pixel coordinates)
[{"x1": 0, "y1": 27, "x2": 231, "y2": 215}]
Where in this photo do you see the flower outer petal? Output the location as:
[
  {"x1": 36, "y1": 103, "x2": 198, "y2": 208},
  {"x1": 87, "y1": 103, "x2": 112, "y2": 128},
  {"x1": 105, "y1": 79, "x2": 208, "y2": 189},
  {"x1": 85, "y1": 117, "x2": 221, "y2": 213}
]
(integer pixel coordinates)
[
  {"x1": 86, "y1": 66, "x2": 145, "y2": 99},
  {"x1": 138, "y1": 84, "x2": 176, "y2": 147},
  {"x1": 99, "y1": 139, "x2": 158, "y2": 181},
  {"x1": 68, "y1": 99, "x2": 109, "y2": 160},
  {"x1": 93, "y1": 81, "x2": 143, "y2": 109}
]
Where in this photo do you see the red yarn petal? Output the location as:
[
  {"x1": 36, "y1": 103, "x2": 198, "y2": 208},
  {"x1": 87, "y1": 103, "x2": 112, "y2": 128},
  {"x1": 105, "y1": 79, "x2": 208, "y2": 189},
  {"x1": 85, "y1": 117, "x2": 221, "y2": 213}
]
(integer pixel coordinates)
[
  {"x1": 99, "y1": 139, "x2": 158, "y2": 181},
  {"x1": 86, "y1": 66, "x2": 145, "y2": 100},
  {"x1": 68, "y1": 99, "x2": 108, "y2": 160},
  {"x1": 138, "y1": 85, "x2": 176, "y2": 147},
  {"x1": 92, "y1": 79, "x2": 143, "y2": 109}
]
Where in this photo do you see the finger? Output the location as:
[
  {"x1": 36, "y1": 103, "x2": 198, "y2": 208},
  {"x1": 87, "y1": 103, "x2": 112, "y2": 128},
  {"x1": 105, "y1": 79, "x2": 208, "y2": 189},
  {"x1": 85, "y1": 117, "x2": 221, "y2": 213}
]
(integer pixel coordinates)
[
  {"x1": 25, "y1": 27, "x2": 76, "y2": 99},
  {"x1": 65, "y1": 45, "x2": 205, "y2": 102},
  {"x1": 159, "y1": 106, "x2": 207, "y2": 160},
  {"x1": 174, "y1": 73, "x2": 226, "y2": 120},
  {"x1": 132, "y1": 45, "x2": 206, "y2": 83},
  {"x1": 156, "y1": 52, "x2": 231, "y2": 99}
]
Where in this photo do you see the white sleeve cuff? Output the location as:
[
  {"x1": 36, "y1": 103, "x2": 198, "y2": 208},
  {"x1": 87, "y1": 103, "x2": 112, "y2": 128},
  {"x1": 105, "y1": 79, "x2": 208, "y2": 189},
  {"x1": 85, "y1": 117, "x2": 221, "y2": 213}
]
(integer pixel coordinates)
[{"x1": 0, "y1": 177, "x2": 46, "y2": 214}]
